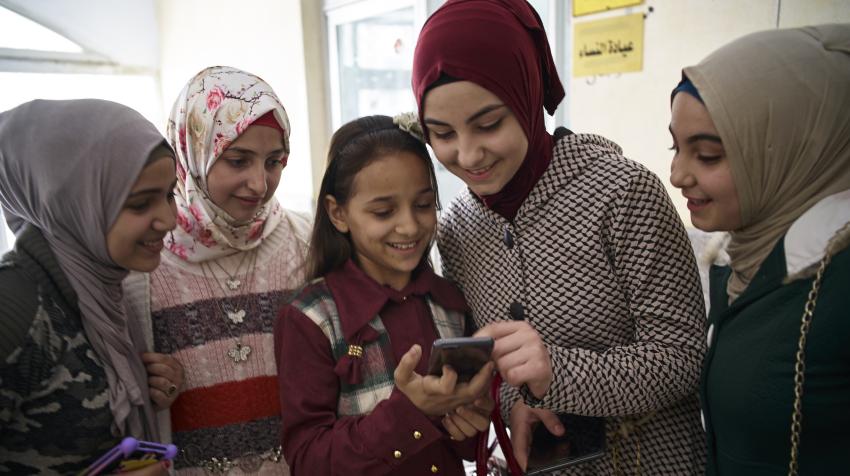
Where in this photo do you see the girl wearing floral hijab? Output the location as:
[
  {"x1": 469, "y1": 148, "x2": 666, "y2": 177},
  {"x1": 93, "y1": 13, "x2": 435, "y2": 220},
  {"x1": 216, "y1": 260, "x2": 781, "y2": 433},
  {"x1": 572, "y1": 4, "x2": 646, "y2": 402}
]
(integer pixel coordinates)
[
  {"x1": 670, "y1": 24, "x2": 850, "y2": 474},
  {"x1": 0, "y1": 99, "x2": 181, "y2": 474},
  {"x1": 413, "y1": 0, "x2": 706, "y2": 473},
  {"x1": 125, "y1": 66, "x2": 310, "y2": 473}
]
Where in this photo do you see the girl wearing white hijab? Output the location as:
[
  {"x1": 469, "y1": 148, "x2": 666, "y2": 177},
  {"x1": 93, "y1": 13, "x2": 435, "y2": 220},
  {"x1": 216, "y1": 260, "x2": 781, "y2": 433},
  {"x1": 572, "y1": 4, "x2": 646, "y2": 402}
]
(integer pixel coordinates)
[
  {"x1": 124, "y1": 66, "x2": 310, "y2": 474},
  {"x1": 670, "y1": 24, "x2": 850, "y2": 475},
  {"x1": 0, "y1": 99, "x2": 183, "y2": 474}
]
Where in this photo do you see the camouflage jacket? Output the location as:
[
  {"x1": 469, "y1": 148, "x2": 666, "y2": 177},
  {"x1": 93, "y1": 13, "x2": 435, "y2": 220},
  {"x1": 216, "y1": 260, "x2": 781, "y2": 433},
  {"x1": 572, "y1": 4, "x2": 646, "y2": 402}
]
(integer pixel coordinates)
[{"x1": 0, "y1": 225, "x2": 117, "y2": 475}]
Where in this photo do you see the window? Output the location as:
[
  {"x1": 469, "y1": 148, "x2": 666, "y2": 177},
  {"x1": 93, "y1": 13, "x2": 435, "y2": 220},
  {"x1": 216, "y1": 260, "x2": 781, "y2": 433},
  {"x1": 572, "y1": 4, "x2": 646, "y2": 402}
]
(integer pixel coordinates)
[
  {"x1": 325, "y1": 0, "x2": 466, "y2": 205},
  {"x1": 326, "y1": 1, "x2": 422, "y2": 127}
]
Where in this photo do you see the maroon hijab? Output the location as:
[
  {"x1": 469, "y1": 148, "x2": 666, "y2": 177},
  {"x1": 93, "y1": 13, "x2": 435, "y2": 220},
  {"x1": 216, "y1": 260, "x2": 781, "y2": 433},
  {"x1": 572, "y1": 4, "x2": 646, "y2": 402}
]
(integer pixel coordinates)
[{"x1": 412, "y1": 0, "x2": 564, "y2": 220}]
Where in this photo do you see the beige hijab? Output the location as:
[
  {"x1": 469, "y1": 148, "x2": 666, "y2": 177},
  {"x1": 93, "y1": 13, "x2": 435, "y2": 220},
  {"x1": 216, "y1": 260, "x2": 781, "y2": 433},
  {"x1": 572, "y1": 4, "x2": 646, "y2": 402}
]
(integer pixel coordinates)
[{"x1": 684, "y1": 24, "x2": 850, "y2": 300}]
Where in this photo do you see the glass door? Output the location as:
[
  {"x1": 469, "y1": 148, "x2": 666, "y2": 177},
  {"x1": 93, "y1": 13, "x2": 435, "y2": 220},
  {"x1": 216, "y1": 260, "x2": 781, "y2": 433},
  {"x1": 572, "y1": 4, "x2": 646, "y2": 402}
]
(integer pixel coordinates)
[
  {"x1": 326, "y1": 0, "x2": 425, "y2": 128},
  {"x1": 325, "y1": 0, "x2": 467, "y2": 205}
]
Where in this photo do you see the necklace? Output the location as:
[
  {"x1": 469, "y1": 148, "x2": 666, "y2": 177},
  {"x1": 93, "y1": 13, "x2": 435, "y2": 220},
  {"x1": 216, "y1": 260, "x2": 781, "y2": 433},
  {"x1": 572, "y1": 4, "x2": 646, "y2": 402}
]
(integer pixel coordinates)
[
  {"x1": 200, "y1": 250, "x2": 259, "y2": 363},
  {"x1": 227, "y1": 342, "x2": 252, "y2": 364},
  {"x1": 211, "y1": 250, "x2": 250, "y2": 290}
]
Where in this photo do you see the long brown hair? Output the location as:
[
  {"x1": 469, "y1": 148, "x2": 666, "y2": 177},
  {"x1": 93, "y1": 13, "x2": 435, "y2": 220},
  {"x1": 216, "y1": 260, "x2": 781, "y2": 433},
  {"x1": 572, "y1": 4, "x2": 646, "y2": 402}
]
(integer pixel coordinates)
[{"x1": 306, "y1": 115, "x2": 439, "y2": 281}]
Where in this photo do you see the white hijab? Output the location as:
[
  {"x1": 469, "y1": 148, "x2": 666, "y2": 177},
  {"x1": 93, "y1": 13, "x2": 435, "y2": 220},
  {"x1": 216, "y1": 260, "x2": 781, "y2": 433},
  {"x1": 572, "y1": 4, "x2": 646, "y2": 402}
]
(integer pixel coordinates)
[{"x1": 165, "y1": 66, "x2": 291, "y2": 263}]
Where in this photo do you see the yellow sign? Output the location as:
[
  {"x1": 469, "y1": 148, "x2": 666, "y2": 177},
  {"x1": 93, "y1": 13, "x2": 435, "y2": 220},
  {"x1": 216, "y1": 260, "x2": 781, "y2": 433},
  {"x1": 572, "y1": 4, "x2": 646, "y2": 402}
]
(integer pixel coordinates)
[
  {"x1": 573, "y1": 13, "x2": 644, "y2": 77},
  {"x1": 573, "y1": 0, "x2": 643, "y2": 17}
]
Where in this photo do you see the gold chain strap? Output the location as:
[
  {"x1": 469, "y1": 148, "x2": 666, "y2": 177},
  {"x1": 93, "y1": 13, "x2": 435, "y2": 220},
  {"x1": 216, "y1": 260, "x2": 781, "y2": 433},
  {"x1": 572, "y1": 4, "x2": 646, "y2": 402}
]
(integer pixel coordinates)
[
  {"x1": 787, "y1": 221, "x2": 850, "y2": 475},
  {"x1": 609, "y1": 411, "x2": 655, "y2": 475}
]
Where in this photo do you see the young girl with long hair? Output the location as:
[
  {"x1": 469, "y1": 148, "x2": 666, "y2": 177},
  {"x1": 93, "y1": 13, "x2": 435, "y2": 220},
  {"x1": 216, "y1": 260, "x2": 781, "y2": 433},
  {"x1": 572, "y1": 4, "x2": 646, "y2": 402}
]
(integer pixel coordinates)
[{"x1": 275, "y1": 114, "x2": 493, "y2": 476}]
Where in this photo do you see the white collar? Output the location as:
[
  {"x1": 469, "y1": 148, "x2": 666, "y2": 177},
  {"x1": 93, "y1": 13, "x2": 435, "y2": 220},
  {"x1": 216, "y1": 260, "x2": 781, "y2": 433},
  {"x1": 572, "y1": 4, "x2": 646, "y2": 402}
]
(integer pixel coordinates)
[{"x1": 784, "y1": 189, "x2": 850, "y2": 277}]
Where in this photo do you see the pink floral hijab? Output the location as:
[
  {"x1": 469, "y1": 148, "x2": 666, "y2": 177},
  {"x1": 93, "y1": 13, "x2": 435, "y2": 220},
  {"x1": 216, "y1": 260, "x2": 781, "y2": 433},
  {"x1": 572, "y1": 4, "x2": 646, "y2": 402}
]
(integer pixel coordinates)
[{"x1": 166, "y1": 66, "x2": 291, "y2": 263}]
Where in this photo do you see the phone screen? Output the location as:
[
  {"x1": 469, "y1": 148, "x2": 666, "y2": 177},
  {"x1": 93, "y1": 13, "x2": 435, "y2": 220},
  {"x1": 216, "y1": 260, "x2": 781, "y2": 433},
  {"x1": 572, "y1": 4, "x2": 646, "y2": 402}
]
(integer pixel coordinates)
[
  {"x1": 427, "y1": 337, "x2": 494, "y2": 383},
  {"x1": 525, "y1": 414, "x2": 606, "y2": 475}
]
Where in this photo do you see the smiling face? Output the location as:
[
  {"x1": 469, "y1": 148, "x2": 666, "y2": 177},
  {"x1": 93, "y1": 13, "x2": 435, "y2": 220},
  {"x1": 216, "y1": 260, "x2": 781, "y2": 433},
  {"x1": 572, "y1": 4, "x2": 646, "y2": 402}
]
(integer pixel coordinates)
[
  {"x1": 106, "y1": 155, "x2": 178, "y2": 272},
  {"x1": 423, "y1": 81, "x2": 528, "y2": 196},
  {"x1": 669, "y1": 92, "x2": 741, "y2": 232},
  {"x1": 326, "y1": 151, "x2": 437, "y2": 291},
  {"x1": 206, "y1": 124, "x2": 287, "y2": 224}
]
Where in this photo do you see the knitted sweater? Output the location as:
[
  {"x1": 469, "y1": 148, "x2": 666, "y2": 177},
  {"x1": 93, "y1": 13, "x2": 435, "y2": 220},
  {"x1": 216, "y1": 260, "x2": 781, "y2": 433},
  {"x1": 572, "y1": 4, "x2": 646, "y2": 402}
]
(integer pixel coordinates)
[
  {"x1": 438, "y1": 133, "x2": 707, "y2": 475},
  {"x1": 125, "y1": 210, "x2": 310, "y2": 475}
]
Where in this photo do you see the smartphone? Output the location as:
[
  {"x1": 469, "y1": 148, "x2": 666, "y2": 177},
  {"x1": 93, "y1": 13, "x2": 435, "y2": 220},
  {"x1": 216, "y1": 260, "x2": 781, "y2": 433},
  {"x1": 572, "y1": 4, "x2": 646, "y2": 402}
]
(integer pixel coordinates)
[
  {"x1": 79, "y1": 437, "x2": 179, "y2": 476},
  {"x1": 525, "y1": 414, "x2": 606, "y2": 475},
  {"x1": 427, "y1": 336, "x2": 494, "y2": 383}
]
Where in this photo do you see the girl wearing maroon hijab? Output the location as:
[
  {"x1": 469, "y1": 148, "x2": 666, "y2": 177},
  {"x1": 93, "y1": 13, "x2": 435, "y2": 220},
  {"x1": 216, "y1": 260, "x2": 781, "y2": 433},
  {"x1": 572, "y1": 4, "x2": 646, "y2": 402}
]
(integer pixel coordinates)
[{"x1": 413, "y1": 0, "x2": 707, "y2": 473}]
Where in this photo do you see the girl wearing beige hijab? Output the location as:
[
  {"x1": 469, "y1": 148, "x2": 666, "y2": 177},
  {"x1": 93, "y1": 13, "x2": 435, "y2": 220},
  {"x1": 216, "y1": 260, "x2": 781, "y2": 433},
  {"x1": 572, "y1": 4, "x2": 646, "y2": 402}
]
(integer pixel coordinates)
[{"x1": 669, "y1": 24, "x2": 850, "y2": 475}]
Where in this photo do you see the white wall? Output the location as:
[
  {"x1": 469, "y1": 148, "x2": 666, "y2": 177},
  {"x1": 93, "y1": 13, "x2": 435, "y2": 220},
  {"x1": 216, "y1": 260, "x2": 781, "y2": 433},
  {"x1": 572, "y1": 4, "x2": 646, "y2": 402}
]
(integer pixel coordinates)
[
  {"x1": 567, "y1": 0, "x2": 850, "y2": 222},
  {"x1": 156, "y1": 0, "x2": 315, "y2": 213}
]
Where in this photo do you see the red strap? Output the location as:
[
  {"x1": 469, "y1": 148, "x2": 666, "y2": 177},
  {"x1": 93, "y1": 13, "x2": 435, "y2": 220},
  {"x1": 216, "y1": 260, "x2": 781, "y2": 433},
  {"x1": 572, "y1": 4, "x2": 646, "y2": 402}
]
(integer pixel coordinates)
[
  {"x1": 476, "y1": 420, "x2": 489, "y2": 475},
  {"x1": 476, "y1": 374, "x2": 524, "y2": 475}
]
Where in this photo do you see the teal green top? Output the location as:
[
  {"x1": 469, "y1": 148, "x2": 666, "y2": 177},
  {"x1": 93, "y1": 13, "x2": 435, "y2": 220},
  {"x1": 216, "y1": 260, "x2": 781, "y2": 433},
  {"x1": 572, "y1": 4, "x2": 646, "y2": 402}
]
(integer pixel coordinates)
[{"x1": 702, "y1": 237, "x2": 850, "y2": 475}]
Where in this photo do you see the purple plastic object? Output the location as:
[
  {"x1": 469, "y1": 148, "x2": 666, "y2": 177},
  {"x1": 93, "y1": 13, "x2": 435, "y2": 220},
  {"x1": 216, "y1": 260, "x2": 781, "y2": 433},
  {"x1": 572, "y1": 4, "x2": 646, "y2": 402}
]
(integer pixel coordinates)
[
  {"x1": 120, "y1": 437, "x2": 138, "y2": 456},
  {"x1": 79, "y1": 437, "x2": 178, "y2": 476},
  {"x1": 138, "y1": 439, "x2": 179, "y2": 460}
]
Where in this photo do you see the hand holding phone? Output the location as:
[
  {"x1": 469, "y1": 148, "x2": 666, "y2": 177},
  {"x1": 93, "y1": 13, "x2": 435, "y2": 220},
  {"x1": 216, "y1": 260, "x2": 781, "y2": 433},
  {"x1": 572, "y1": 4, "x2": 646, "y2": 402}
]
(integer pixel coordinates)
[
  {"x1": 441, "y1": 394, "x2": 494, "y2": 441},
  {"x1": 393, "y1": 343, "x2": 493, "y2": 417},
  {"x1": 509, "y1": 402, "x2": 606, "y2": 474},
  {"x1": 427, "y1": 336, "x2": 494, "y2": 383},
  {"x1": 524, "y1": 413, "x2": 606, "y2": 474},
  {"x1": 79, "y1": 437, "x2": 178, "y2": 476}
]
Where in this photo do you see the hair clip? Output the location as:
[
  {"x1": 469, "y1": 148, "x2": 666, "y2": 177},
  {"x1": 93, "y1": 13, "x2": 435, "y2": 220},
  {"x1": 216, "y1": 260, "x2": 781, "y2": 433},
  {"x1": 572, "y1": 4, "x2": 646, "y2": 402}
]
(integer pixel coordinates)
[{"x1": 393, "y1": 112, "x2": 425, "y2": 143}]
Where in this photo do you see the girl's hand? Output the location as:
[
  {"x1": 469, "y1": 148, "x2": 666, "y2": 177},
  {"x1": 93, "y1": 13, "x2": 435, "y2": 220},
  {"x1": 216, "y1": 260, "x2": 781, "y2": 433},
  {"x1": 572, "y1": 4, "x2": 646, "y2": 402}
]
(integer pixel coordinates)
[
  {"x1": 442, "y1": 394, "x2": 494, "y2": 441},
  {"x1": 142, "y1": 352, "x2": 184, "y2": 410},
  {"x1": 508, "y1": 400, "x2": 564, "y2": 470},
  {"x1": 475, "y1": 321, "x2": 553, "y2": 399},
  {"x1": 394, "y1": 344, "x2": 494, "y2": 417}
]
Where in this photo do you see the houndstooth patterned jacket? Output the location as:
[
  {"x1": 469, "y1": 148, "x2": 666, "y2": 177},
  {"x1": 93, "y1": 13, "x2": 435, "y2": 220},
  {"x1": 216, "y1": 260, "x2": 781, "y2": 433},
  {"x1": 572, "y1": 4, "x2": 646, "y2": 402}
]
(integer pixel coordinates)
[{"x1": 438, "y1": 132, "x2": 707, "y2": 475}]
